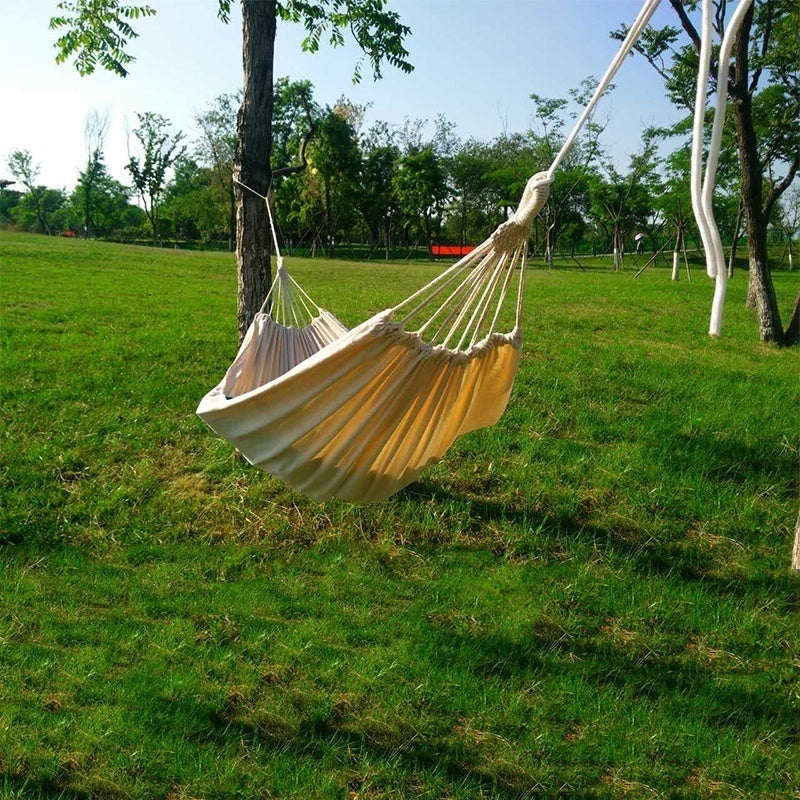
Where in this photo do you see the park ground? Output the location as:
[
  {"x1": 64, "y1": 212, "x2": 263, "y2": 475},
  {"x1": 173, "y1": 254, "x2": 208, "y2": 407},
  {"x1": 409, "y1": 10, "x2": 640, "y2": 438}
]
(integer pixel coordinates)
[{"x1": 1, "y1": 232, "x2": 799, "y2": 799}]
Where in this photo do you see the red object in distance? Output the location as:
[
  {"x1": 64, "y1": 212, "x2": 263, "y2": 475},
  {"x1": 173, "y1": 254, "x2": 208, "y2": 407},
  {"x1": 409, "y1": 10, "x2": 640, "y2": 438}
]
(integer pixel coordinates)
[{"x1": 430, "y1": 244, "x2": 475, "y2": 257}]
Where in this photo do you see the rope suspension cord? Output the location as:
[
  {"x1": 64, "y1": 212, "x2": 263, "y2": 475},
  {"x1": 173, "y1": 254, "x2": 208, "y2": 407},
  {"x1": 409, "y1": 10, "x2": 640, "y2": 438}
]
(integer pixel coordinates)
[
  {"x1": 392, "y1": 0, "x2": 665, "y2": 350},
  {"x1": 690, "y1": 0, "x2": 753, "y2": 336},
  {"x1": 198, "y1": 0, "x2": 758, "y2": 505},
  {"x1": 548, "y1": 0, "x2": 663, "y2": 179},
  {"x1": 234, "y1": 176, "x2": 281, "y2": 258},
  {"x1": 232, "y1": 0, "x2": 740, "y2": 342},
  {"x1": 234, "y1": 176, "x2": 323, "y2": 327}
]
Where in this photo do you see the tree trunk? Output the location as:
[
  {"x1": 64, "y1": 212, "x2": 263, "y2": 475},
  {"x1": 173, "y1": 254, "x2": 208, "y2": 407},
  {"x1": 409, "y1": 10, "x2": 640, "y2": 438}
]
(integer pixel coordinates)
[
  {"x1": 743, "y1": 208, "x2": 784, "y2": 343},
  {"x1": 728, "y1": 198, "x2": 743, "y2": 278},
  {"x1": 784, "y1": 292, "x2": 800, "y2": 347},
  {"x1": 672, "y1": 226, "x2": 681, "y2": 281},
  {"x1": 235, "y1": 0, "x2": 276, "y2": 343},
  {"x1": 228, "y1": 182, "x2": 236, "y2": 253},
  {"x1": 34, "y1": 191, "x2": 48, "y2": 235},
  {"x1": 730, "y1": 5, "x2": 783, "y2": 344},
  {"x1": 325, "y1": 178, "x2": 334, "y2": 257},
  {"x1": 84, "y1": 170, "x2": 92, "y2": 238},
  {"x1": 145, "y1": 202, "x2": 157, "y2": 246}
]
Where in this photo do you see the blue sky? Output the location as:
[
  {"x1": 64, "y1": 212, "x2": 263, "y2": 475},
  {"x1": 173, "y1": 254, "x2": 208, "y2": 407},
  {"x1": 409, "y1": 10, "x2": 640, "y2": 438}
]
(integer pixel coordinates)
[{"x1": 0, "y1": 0, "x2": 684, "y2": 190}]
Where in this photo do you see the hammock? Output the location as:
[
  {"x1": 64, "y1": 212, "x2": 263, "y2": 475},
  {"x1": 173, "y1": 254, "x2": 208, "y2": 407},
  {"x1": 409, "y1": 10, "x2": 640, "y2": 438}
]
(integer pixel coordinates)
[{"x1": 198, "y1": 0, "x2": 749, "y2": 503}]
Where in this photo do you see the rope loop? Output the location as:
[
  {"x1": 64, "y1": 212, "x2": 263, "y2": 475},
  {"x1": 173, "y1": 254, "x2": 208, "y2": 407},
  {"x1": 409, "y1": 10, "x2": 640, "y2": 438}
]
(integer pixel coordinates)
[{"x1": 490, "y1": 173, "x2": 552, "y2": 251}]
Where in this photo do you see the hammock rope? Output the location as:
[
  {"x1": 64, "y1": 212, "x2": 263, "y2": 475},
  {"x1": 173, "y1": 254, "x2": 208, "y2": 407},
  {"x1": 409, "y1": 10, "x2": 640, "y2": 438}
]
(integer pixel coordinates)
[
  {"x1": 234, "y1": 176, "x2": 326, "y2": 328},
  {"x1": 198, "y1": 0, "x2": 752, "y2": 503}
]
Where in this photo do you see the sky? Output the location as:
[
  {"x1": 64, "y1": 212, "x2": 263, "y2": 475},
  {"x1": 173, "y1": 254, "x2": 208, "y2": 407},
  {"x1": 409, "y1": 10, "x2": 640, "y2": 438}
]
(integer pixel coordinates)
[{"x1": 0, "y1": 0, "x2": 685, "y2": 191}]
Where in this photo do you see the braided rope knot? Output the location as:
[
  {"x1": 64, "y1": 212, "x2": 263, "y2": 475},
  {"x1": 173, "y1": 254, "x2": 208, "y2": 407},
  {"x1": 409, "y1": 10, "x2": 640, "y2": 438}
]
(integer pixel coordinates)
[{"x1": 490, "y1": 172, "x2": 552, "y2": 251}]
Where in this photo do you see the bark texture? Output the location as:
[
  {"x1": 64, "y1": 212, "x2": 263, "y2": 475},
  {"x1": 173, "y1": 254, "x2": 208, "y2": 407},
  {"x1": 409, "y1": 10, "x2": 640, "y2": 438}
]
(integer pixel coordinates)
[
  {"x1": 785, "y1": 292, "x2": 800, "y2": 347},
  {"x1": 729, "y1": 5, "x2": 785, "y2": 344},
  {"x1": 235, "y1": 1, "x2": 277, "y2": 343}
]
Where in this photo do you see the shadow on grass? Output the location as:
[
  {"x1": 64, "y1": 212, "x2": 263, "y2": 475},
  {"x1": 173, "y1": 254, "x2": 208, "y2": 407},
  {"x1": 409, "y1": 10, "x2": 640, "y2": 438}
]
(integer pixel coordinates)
[
  {"x1": 190, "y1": 623, "x2": 795, "y2": 798},
  {"x1": 648, "y1": 429, "x2": 799, "y2": 491},
  {"x1": 425, "y1": 624, "x2": 795, "y2": 735},
  {"x1": 0, "y1": 774, "x2": 98, "y2": 800},
  {"x1": 201, "y1": 707, "x2": 599, "y2": 800},
  {"x1": 399, "y1": 481, "x2": 797, "y2": 606}
]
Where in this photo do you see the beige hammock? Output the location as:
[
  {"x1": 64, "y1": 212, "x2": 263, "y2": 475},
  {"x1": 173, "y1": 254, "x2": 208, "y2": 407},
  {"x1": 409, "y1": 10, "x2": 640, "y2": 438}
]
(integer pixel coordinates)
[
  {"x1": 198, "y1": 0, "x2": 744, "y2": 503},
  {"x1": 198, "y1": 174, "x2": 550, "y2": 502}
]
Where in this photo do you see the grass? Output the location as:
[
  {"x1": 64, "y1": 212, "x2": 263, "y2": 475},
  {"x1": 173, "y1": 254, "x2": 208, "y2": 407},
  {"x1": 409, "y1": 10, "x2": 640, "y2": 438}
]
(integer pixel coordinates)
[{"x1": 1, "y1": 231, "x2": 799, "y2": 799}]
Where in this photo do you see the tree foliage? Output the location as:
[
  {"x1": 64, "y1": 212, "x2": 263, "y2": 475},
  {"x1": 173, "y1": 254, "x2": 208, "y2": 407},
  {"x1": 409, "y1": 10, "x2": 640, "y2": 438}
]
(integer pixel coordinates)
[
  {"x1": 613, "y1": 0, "x2": 800, "y2": 343},
  {"x1": 73, "y1": 155, "x2": 131, "y2": 237},
  {"x1": 50, "y1": 0, "x2": 156, "y2": 77},
  {"x1": 126, "y1": 111, "x2": 185, "y2": 243},
  {"x1": 51, "y1": 0, "x2": 412, "y2": 83}
]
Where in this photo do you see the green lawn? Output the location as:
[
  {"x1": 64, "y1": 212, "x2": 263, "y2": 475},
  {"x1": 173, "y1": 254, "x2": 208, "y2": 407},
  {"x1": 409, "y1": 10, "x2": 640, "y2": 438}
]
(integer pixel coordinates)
[{"x1": 1, "y1": 232, "x2": 798, "y2": 799}]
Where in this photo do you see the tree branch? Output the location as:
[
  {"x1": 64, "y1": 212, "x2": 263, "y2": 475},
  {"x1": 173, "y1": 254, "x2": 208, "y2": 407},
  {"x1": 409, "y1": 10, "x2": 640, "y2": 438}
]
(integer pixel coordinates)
[
  {"x1": 763, "y1": 155, "x2": 799, "y2": 221},
  {"x1": 632, "y1": 42, "x2": 674, "y2": 86},
  {"x1": 714, "y1": 0, "x2": 726, "y2": 39},
  {"x1": 749, "y1": 0, "x2": 774, "y2": 94},
  {"x1": 271, "y1": 95, "x2": 315, "y2": 178},
  {"x1": 669, "y1": 0, "x2": 702, "y2": 53}
]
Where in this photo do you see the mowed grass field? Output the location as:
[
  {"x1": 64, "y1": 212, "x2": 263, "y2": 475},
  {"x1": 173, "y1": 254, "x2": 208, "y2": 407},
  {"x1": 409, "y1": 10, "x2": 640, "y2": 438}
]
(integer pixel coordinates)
[{"x1": 1, "y1": 232, "x2": 799, "y2": 800}]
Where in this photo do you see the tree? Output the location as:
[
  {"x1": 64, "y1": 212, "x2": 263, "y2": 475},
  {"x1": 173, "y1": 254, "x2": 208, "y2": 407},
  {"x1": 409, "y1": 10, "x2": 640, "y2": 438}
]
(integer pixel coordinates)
[
  {"x1": 6, "y1": 151, "x2": 50, "y2": 233},
  {"x1": 587, "y1": 134, "x2": 659, "y2": 270},
  {"x1": 394, "y1": 147, "x2": 448, "y2": 254},
  {"x1": 654, "y1": 158, "x2": 694, "y2": 281},
  {"x1": 51, "y1": 0, "x2": 413, "y2": 341},
  {"x1": 12, "y1": 187, "x2": 69, "y2": 234},
  {"x1": 125, "y1": 111, "x2": 185, "y2": 244},
  {"x1": 70, "y1": 110, "x2": 130, "y2": 238},
  {"x1": 529, "y1": 77, "x2": 609, "y2": 267},
  {"x1": 80, "y1": 109, "x2": 109, "y2": 237},
  {"x1": 162, "y1": 156, "x2": 227, "y2": 242},
  {"x1": 71, "y1": 158, "x2": 132, "y2": 237},
  {"x1": 482, "y1": 133, "x2": 541, "y2": 231},
  {"x1": 307, "y1": 108, "x2": 361, "y2": 256},
  {"x1": 447, "y1": 142, "x2": 485, "y2": 246},
  {"x1": 0, "y1": 185, "x2": 22, "y2": 227},
  {"x1": 360, "y1": 143, "x2": 399, "y2": 259},
  {"x1": 272, "y1": 78, "x2": 319, "y2": 172},
  {"x1": 194, "y1": 93, "x2": 239, "y2": 250},
  {"x1": 614, "y1": 0, "x2": 800, "y2": 345},
  {"x1": 775, "y1": 185, "x2": 799, "y2": 272}
]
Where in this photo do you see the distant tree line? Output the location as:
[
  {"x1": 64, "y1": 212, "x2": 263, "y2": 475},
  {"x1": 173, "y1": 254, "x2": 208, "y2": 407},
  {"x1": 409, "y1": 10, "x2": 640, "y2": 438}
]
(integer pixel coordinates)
[{"x1": 2, "y1": 75, "x2": 797, "y2": 270}]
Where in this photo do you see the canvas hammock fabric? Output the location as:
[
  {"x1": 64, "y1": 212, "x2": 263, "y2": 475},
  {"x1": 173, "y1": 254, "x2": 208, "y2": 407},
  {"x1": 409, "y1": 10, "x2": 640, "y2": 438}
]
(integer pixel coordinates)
[{"x1": 197, "y1": 0, "x2": 750, "y2": 503}]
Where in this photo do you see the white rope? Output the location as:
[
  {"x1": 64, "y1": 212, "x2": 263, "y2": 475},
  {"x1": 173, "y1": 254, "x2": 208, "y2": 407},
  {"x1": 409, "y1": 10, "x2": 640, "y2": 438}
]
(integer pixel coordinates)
[
  {"x1": 488, "y1": 243, "x2": 523, "y2": 337},
  {"x1": 457, "y1": 251, "x2": 509, "y2": 350},
  {"x1": 237, "y1": 0, "x2": 750, "y2": 349},
  {"x1": 548, "y1": 0, "x2": 663, "y2": 179},
  {"x1": 236, "y1": 175, "x2": 328, "y2": 327},
  {"x1": 233, "y1": 176, "x2": 282, "y2": 261},
  {"x1": 415, "y1": 250, "x2": 496, "y2": 338},
  {"x1": 442, "y1": 256, "x2": 503, "y2": 348},
  {"x1": 393, "y1": 239, "x2": 494, "y2": 318}
]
